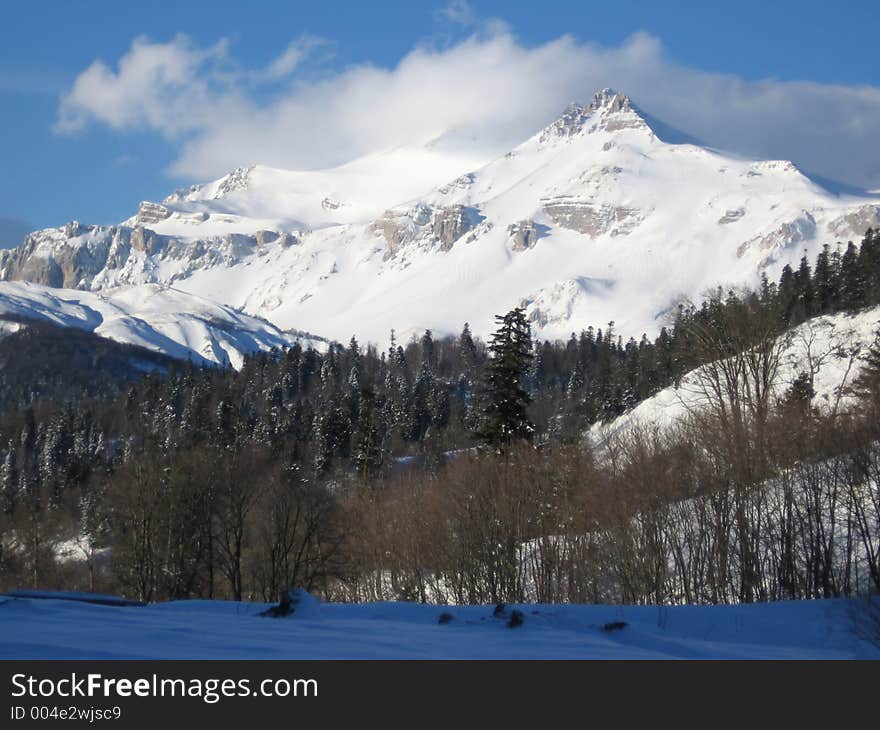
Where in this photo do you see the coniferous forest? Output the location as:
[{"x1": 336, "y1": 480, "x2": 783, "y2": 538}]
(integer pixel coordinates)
[{"x1": 1, "y1": 229, "x2": 880, "y2": 605}]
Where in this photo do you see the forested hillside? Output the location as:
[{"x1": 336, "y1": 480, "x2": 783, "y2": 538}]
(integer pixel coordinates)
[{"x1": 1, "y1": 230, "x2": 879, "y2": 605}]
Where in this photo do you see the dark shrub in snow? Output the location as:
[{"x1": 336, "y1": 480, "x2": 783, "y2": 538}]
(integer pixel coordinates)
[
  {"x1": 260, "y1": 589, "x2": 321, "y2": 619},
  {"x1": 602, "y1": 621, "x2": 628, "y2": 632}
]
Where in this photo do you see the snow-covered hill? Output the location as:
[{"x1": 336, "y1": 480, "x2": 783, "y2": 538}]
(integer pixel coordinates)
[
  {"x1": 3, "y1": 89, "x2": 879, "y2": 346},
  {"x1": 0, "y1": 281, "x2": 321, "y2": 368},
  {"x1": 593, "y1": 305, "x2": 880, "y2": 442}
]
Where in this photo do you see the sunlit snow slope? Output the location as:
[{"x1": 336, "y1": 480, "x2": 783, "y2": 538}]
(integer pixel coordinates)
[
  {"x1": 0, "y1": 281, "x2": 319, "y2": 368},
  {"x1": 592, "y1": 306, "x2": 880, "y2": 443}
]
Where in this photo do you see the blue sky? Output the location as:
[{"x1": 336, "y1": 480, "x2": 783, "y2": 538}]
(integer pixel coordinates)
[{"x1": 2, "y1": 0, "x2": 879, "y2": 243}]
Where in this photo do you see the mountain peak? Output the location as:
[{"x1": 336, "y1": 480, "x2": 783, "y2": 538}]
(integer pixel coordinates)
[
  {"x1": 213, "y1": 165, "x2": 255, "y2": 198},
  {"x1": 588, "y1": 88, "x2": 633, "y2": 114},
  {"x1": 539, "y1": 89, "x2": 648, "y2": 142}
]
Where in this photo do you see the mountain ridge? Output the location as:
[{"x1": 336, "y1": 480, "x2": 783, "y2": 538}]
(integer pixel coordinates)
[
  {"x1": 0, "y1": 281, "x2": 323, "y2": 367},
  {"x1": 2, "y1": 89, "x2": 879, "y2": 348}
]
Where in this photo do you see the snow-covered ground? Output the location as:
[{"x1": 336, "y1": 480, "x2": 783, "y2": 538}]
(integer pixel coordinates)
[
  {"x1": 0, "y1": 281, "x2": 322, "y2": 367},
  {"x1": 593, "y1": 305, "x2": 880, "y2": 443},
  {"x1": 142, "y1": 144, "x2": 490, "y2": 236},
  {"x1": 0, "y1": 594, "x2": 876, "y2": 659}
]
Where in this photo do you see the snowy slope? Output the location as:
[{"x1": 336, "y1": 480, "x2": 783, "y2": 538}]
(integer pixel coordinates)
[
  {"x1": 223, "y1": 90, "x2": 877, "y2": 344},
  {"x1": 0, "y1": 593, "x2": 875, "y2": 659},
  {"x1": 593, "y1": 306, "x2": 880, "y2": 441},
  {"x1": 0, "y1": 281, "x2": 320, "y2": 368},
  {"x1": 138, "y1": 143, "x2": 490, "y2": 236},
  {"x1": 3, "y1": 90, "x2": 879, "y2": 346}
]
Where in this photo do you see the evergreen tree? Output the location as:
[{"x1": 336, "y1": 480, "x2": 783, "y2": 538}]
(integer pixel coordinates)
[
  {"x1": 777, "y1": 264, "x2": 797, "y2": 324},
  {"x1": 420, "y1": 330, "x2": 435, "y2": 369},
  {"x1": 783, "y1": 371, "x2": 815, "y2": 412},
  {"x1": 428, "y1": 380, "x2": 451, "y2": 431},
  {"x1": 1, "y1": 443, "x2": 18, "y2": 513},
  {"x1": 458, "y1": 323, "x2": 478, "y2": 376},
  {"x1": 858, "y1": 228, "x2": 880, "y2": 301},
  {"x1": 854, "y1": 330, "x2": 880, "y2": 402},
  {"x1": 411, "y1": 362, "x2": 435, "y2": 439},
  {"x1": 839, "y1": 241, "x2": 867, "y2": 311},
  {"x1": 794, "y1": 255, "x2": 814, "y2": 322},
  {"x1": 813, "y1": 244, "x2": 837, "y2": 313},
  {"x1": 353, "y1": 388, "x2": 387, "y2": 480},
  {"x1": 555, "y1": 367, "x2": 587, "y2": 442},
  {"x1": 476, "y1": 308, "x2": 534, "y2": 448}
]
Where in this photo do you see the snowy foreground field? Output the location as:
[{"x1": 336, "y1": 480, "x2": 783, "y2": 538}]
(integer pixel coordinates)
[{"x1": 1, "y1": 594, "x2": 878, "y2": 660}]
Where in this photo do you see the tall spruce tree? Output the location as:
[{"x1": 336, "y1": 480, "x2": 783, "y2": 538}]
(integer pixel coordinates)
[
  {"x1": 476, "y1": 308, "x2": 534, "y2": 448},
  {"x1": 458, "y1": 323, "x2": 478, "y2": 376},
  {"x1": 353, "y1": 388, "x2": 387, "y2": 480},
  {"x1": 854, "y1": 329, "x2": 880, "y2": 401},
  {"x1": 839, "y1": 241, "x2": 867, "y2": 311},
  {"x1": 813, "y1": 244, "x2": 837, "y2": 313}
]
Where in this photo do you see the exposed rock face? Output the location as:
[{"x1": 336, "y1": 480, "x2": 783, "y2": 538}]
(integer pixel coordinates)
[
  {"x1": 5, "y1": 251, "x2": 65, "y2": 288},
  {"x1": 737, "y1": 212, "x2": 817, "y2": 262},
  {"x1": 0, "y1": 223, "x2": 118, "y2": 288},
  {"x1": 163, "y1": 183, "x2": 202, "y2": 205},
  {"x1": 828, "y1": 205, "x2": 880, "y2": 239},
  {"x1": 371, "y1": 204, "x2": 483, "y2": 256},
  {"x1": 130, "y1": 226, "x2": 168, "y2": 255},
  {"x1": 542, "y1": 198, "x2": 645, "y2": 237},
  {"x1": 437, "y1": 173, "x2": 475, "y2": 195},
  {"x1": 370, "y1": 204, "x2": 432, "y2": 255},
  {"x1": 507, "y1": 220, "x2": 547, "y2": 251},
  {"x1": 214, "y1": 166, "x2": 254, "y2": 197},
  {"x1": 136, "y1": 201, "x2": 172, "y2": 225},
  {"x1": 0, "y1": 221, "x2": 292, "y2": 290},
  {"x1": 431, "y1": 205, "x2": 476, "y2": 251},
  {"x1": 749, "y1": 160, "x2": 800, "y2": 176},
  {"x1": 254, "y1": 230, "x2": 279, "y2": 247},
  {"x1": 153, "y1": 166, "x2": 253, "y2": 206},
  {"x1": 541, "y1": 103, "x2": 594, "y2": 140},
  {"x1": 539, "y1": 89, "x2": 647, "y2": 143},
  {"x1": 254, "y1": 230, "x2": 297, "y2": 248}
]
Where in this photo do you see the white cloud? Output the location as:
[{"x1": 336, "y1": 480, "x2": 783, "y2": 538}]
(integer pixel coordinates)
[
  {"x1": 261, "y1": 35, "x2": 333, "y2": 81},
  {"x1": 56, "y1": 29, "x2": 880, "y2": 189},
  {"x1": 434, "y1": 0, "x2": 476, "y2": 27},
  {"x1": 56, "y1": 35, "x2": 234, "y2": 136}
]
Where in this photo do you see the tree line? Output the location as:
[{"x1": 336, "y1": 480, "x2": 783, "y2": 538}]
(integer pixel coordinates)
[{"x1": 0, "y1": 229, "x2": 878, "y2": 603}]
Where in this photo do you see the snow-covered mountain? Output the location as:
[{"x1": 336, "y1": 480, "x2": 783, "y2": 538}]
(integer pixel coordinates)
[
  {"x1": 138, "y1": 142, "x2": 490, "y2": 235},
  {"x1": 0, "y1": 281, "x2": 321, "y2": 368},
  {"x1": 3, "y1": 89, "x2": 879, "y2": 347}
]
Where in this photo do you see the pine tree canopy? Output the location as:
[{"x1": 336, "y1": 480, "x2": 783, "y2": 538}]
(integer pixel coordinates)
[{"x1": 476, "y1": 308, "x2": 534, "y2": 448}]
